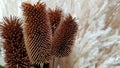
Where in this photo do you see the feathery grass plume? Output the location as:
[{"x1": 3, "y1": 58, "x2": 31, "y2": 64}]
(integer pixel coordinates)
[
  {"x1": 52, "y1": 14, "x2": 78, "y2": 57},
  {"x1": 48, "y1": 8, "x2": 62, "y2": 34},
  {"x1": 0, "y1": 16, "x2": 31, "y2": 68},
  {"x1": 22, "y1": 1, "x2": 52, "y2": 64}
]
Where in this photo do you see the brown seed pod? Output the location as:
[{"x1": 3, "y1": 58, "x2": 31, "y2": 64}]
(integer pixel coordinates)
[
  {"x1": 48, "y1": 8, "x2": 63, "y2": 34},
  {"x1": 0, "y1": 16, "x2": 31, "y2": 68},
  {"x1": 52, "y1": 14, "x2": 78, "y2": 57},
  {"x1": 22, "y1": 2, "x2": 52, "y2": 64}
]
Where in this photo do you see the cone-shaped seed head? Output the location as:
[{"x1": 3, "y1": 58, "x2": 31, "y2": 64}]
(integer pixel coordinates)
[
  {"x1": 0, "y1": 16, "x2": 31, "y2": 68},
  {"x1": 52, "y1": 14, "x2": 78, "y2": 57},
  {"x1": 22, "y1": 2, "x2": 52, "y2": 64},
  {"x1": 48, "y1": 8, "x2": 62, "y2": 34}
]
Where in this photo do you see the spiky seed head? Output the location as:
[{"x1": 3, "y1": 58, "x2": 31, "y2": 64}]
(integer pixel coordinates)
[
  {"x1": 22, "y1": 2, "x2": 52, "y2": 64},
  {"x1": 0, "y1": 16, "x2": 31, "y2": 68},
  {"x1": 52, "y1": 14, "x2": 78, "y2": 57},
  {"x1": 48, "y1": 8, "x2": 62, "y2": 34}
]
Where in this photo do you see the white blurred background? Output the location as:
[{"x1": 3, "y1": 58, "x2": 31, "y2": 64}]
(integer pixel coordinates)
[{"x1": 0, "y1": 0, "x2": 120, "y2": 68}]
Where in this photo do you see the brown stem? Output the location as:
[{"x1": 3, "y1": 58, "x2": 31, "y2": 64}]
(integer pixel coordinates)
[
  {"x1": 54, "y1": 57, "x2": 59, "y2": 68},
  {"x1": 43, "y1": 63, "x2": 49, "y2": 68},
  {"x1": 34, "y1": 64, "x2": 41, "y2": 68}
]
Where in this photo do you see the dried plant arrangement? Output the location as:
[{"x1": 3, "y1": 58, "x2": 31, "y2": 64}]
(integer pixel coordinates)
[
  {"x1": 0, "y1": 16, "x2": 31, "y2": 68},
  {"x1": 0, "y1": 1, "x2": 78, "y2": 68},
  {"x1": 1, "y1": 0, "x2": 120, "y2": 68}
]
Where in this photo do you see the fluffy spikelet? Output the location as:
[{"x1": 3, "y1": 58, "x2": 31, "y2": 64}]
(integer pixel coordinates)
[
  {"x1": 52, "y1": 14, "x2": 78, "y2": 57},
  {"x1": 48, "y1": 8, "x2": 62, "y2": 34},
  {"x1": 22, "y1": 2, "x2": 52, "y2": 64},
  {"x1": 0, "y1": 16, "x2": 31, "y2": 68}
]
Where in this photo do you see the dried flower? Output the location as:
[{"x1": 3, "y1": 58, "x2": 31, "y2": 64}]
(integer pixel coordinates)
[
  {"x1": 22, "y1": 2, "x2": 52, "y2": 64},
  {"x1": 52, "y1": 14, "x2": 78, "y2": 57},
  {"x1": 0, "y1": 16, "x2": 31, "y2": 68}
]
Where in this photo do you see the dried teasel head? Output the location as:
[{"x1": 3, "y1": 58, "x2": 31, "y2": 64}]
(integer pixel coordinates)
[
  {"x1": 0, "y1": 16, "x2": 31, "y2": 68},
  {"x1": 22, "y1": 1, "x2": 52, "y2": 64},
  {"x1": 52, "y1": 14, "x2": 78, "y2": 57},
  {"x1": 48, "y1": 8, "x2": 63, "y2": 34}
]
